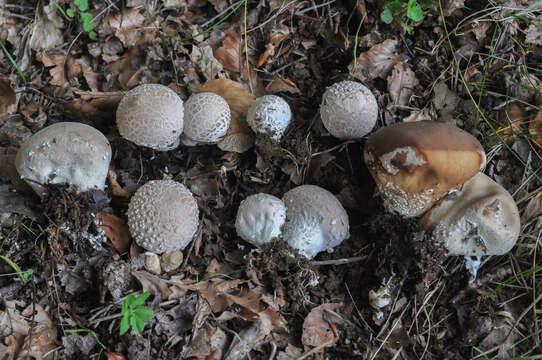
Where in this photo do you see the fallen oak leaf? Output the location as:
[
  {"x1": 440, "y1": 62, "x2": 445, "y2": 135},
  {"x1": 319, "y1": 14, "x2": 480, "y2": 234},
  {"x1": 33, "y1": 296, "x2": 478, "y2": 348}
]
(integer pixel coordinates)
[
  {"x1": 132, "y1": 270, "x2": 172, "y2": 300},
  {"x1": 60, "y1": 90, "x2": 123, "y2": 119},
  {"x1": 387, "y1": 62, "x2": 419, "y2": 106},
  {"x1": 349, "y1": 39, "x2": 400, "y2": 82},
  {"x1": 302, "y1": 303, "x2": 343, "y2": 348},
  {"x1": 96, "y1": 212, "x2": 131, "y2": 253},
  {"x1": 214, "y1": 29, "x2": 243, "y2": 73}
]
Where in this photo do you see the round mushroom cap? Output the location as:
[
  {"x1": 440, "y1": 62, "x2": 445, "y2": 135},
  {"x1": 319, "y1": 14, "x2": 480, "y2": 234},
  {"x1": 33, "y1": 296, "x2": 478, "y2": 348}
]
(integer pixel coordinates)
[
  {"x1": 420, "y1": 173, "x2": 520, "y2": 256},
  {"x1": 247, "y1": 95, "x2": 292, "y2": 141},
  {"x1": 364, "y1": 121, "x2": 486, "y2": 217},
  {"x1": 15, "y1": 122, "x2": 111, "y2": 197},
  {"x1": 282, "y1": 185, "x2": 349, "y2": 259},
  {"x1": 320, "y1": 80, "x2": 378, "y2": 139},
  {"x1": 182, "y1": 92, "x2": 231, "y2": 145},
  {"x1": 127, "y1": 180, "x2": 199, "y2": 253},
  {"x1": 235, "y1": 193, "x2": 286, "y2": 246},
  {"x1": 116, "y1": 84, "x2": 184, "y2": 151}
]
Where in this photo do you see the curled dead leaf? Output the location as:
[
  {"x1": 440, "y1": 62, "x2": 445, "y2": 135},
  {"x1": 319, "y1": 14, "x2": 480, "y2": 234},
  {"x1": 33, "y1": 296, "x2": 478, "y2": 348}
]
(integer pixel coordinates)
[
  {"x1": 302, "y1": 303, "x2": 342, "y2": 348},
  {"x1": 214, "y1": 29, "x2": 243, "y2": 73},
  {"x1": 96, "y1": 212, "x2": 131, "y2": 253},
  {"x1": 108, "y1": 169, "x2": 130, "y2": 198},
  {"x1": 266, "y1": 76, "x2": 300, "y2": 94},
  {"x1": 387, "y1": 62, "x2": 419, "y2": 106},
  {"x1": 60, "y1": 90, "x2": 123, "y2": 119},
  {"x1": 349, "y1": 39, "x2": 400, "y2": 82},
  {"x1": 107, "y1": 8, "x2": 146, "y2": 47}
]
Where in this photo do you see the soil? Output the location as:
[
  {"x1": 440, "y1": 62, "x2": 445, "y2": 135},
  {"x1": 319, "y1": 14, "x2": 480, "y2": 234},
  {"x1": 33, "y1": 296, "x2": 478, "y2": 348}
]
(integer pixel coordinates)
[{"x1": 1, "y1": 0, "x2": 541, "y2": 359}]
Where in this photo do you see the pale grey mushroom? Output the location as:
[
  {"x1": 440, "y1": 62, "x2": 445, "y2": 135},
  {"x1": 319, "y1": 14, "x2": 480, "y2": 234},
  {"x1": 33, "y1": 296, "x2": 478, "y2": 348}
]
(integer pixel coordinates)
[
  {"x1": 420, "y1": 173, "x2": 520, "y2": 256},
  {"x1": 15, "y1": 122, "x2": 111, "y2": 197},
  {"x1": 246, "y1": 95, "x2": 292, "y2": 141},
  {"x1": 116, "y1": 84, "x2": 184, "y2": 151},
  {"x1": 320, "y1": 80, "x2": 378, "y2": 139},
  {"x1": 282, "y1": 185, "x2": 349, "y2": 259},
  {"x1": 127, "y1": 180, "x2": 199, "y2": 253},
  {"x1": 182, "y1": 92, "x2": 231, "y2": 145},
  {"x1": 235, "y1": 193, "x2": 286, "y2": 246}
]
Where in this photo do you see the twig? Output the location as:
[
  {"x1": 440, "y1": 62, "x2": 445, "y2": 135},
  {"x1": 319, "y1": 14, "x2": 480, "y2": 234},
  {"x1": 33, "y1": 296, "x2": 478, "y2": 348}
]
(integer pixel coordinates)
[
  {"x1": 294, "y1": 0, "x2": 337, "y2": 15},
  {"x1": 294, "y1": 339, "x2": 335, "y2": 360},
  {"x1": 310, "y1": 256, "x2": 366, "y2": 266}
]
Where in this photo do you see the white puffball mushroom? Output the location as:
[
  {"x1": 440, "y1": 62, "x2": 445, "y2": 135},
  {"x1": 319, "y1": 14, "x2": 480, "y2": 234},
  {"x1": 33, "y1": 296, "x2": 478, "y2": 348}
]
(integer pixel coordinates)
[
  {"x1": 247, "y1": 95, "x2": 292, "y2": 141},
  {"x1": 127, "y1": 180, "x2": 199, "y2": 254},
  {"x1": 235, "y1": 193, "x2": 286, "y2": 246},
  {"x1": 420, "y1": 173, "x2": 521, "y2": 256},
  {"x1": 320, "y1": 80, "x2": 378, "y2": 139},
  {"x1": 182, "y1": 92, "x2": 231, "y2": 145},
  {"x1": 116, "y1": 84, "x2": 184, "y2": 151},
  {"x1": 282, "y1": 185, "x2": 349, "y2": 259},
  {"x1": 15, "y1": 122, "x2": 112, "y2": 197}
]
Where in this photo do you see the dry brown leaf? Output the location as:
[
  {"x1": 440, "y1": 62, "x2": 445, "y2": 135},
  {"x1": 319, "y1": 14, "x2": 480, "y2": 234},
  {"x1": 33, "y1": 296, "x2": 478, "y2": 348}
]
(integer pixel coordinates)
[
  {"x1": 472, "y1": 21, "x2": 492, "y2": 42},
  {"x1": 60, "y1": 90, "x2": 123, "y2": 119},
  {"x1": 183, "y1": 325, "x2": 228, "y2": 359},
  {"x1": 522, "y1": 193, "x2": 542, "y2": 223},
  {"x1": 349, "y1": 39, "x2": 400, "y2": 82},
  {"x1": 0, "y1": 77, "x2": 16, "y2": 116},
  {"x1": 132, "y1": 270, "x2": 172, "y2": 300},
  {"x1": 495, "y1": 104, "x2": 525, "y2": 142},
  {"x1": 108, "y1": 169, "x2": 130, "y2": 198},
  {"x1": 191, "y1": 45, "x2": 225, "y2": 81},
  {"x1": 387, "y1": 62, "x2": 419, "y2": 106},
  {"x1": 37, "y1": 52, "x2": 70, "y2": 87},
  {"x1": 214, "y1": 29, "x2": 243, "y2": 73},
  {"x1": 301, "y1": 303, "x2": 342, "y2": 348},
  {"x1": 266, "y1": 76, "x2": 300, "y2": 94},
  {"x1": 106, "y1": 353, "x2": 127, "y2": 360},
  {"x1": 258, "y1": 26, "x2": 289, "y2": 67},
  {"x1": 29, "y1": 2, "x2": 63, "y2": 51},
  {"x1": 526, "y1": 20, "x2": 542, "y2": 45},
  {"x1": 76, "y1": 57, "x2": 100, "y2": 92},
  {"x1": 444, "y1": 0, "x2": 465, "y2": 16},
  {"x1": 403, "y1": 108, "x2": 431, "y2": 122},
  {"x1": 96, "y1": 212, "x2": 131, "y2": 253},
  {"x1": 277, "y1": 344, "x2": 304, "y2": 360},
  {"x1": 16, "y1": 304, "x2": 58, "y2": 360},
  {"x1": 108, "y1": 8, "x2": 146, "y2": 47},
  {"x1": 529, "y1": 110, "x2": 542, "y2": 148}
]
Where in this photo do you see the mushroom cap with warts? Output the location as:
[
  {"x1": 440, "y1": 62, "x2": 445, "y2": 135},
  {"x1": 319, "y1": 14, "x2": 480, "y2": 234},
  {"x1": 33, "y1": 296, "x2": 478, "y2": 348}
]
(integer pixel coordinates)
[
  {"x1": 182, "y1": 92, "x2": 231, "y2": 145},
  {"x1": 246, "y1": 95, "x2": 292, "y2": 141}
]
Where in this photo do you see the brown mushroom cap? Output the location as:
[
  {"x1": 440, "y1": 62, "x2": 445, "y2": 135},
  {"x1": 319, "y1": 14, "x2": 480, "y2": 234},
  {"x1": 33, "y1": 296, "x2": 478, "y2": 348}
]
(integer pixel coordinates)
[
  {"x1": 364, "y1": 121, "x2": 486, "y2": 217},
  {"x1": 420, "y1": 173, "x2": 520, "y2": 256}
]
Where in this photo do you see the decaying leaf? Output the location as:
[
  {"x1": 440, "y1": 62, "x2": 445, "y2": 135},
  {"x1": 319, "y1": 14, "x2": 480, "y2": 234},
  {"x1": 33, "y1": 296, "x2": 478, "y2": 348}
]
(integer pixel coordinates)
[
  {"x1": 526, "y1": 20, "x2": 542, "y2": 45},
  {"x1": 29, "y1": 2, "x2": 63, "y2": 51},
  {"x1": 387, "y1": 62, "x2": 419, "y2": 106},
  {"x1": 258, "y1": 26, "x2": 290, "y2": 67},
  {"x1": 108, "y1": 169, "x2": 131, "y2": 198},
  {"x1": 214, "y1": 29, "x2": 243, "y2": 73},
  {"x1": 0, "y1": 78, "x2": 16, "y2": 116},
  {"x1": 0, "y1": 184, "x2": 37, "y2": 222},
  {"x1": 190, "y1": 45, "x2": 225, "y2": 81},
  {"x1": 132, "y1": 270, "x2": 172, "y2": 300},
  {"x1": 444, "y1": 0, "x2": 466, "y2": 16},
  {"x1": 96, "y1": 212, "x2": 131, "y2": 253},
  {"x1": 349, "y1": 39, "x2": 400, "y2": 82},
  {"x1": 60, "y1": 90, "x2": 124, "y2": 119},
  {"x1": 403, "y1": 108, "x2": 431, "y2": 122},
  {"x1": 182, "y1": 325, "x2": 228, "y2": 359},
  {"x1": 521, "y1": 192, "x2": 542, "y2": 223},
  {"x1": 302, "y1": 303, "x2": 342, "y2": 348},
  {"x1": 529, "y1": 110, "x2": 542, "y2": 148},
  {"x1": 266, "y1": 76, "x2": 300, "y2": 94},
  {"x1": 107, "y1": 8, "x2": 146, "y2": 47},
  {"x1": 495, "y1": 104, "x2": 525, "y2": 142}
]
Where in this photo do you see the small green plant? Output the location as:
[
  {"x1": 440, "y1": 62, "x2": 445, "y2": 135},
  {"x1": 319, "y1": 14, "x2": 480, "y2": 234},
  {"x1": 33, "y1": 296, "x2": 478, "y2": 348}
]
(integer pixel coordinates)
[
  {"x1": 120, "y1": 291, "x2": 154, "y2": 335},
  {"x1": 66, "y1": 0, "x2": 97, "y2": 40},
  {"x1": 0, "y1": 255, "x2": 33, "y2": 283},
  {"x1": 381, "y1": 0, "x2": 431, "y2": 34}
]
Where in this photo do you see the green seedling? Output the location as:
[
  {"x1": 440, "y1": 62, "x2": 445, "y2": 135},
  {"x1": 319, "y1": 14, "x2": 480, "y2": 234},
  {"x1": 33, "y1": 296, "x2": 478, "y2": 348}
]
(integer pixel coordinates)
[
  {"x1": 66, "y1": 0, "x2": 97, "y2": 40},
  {"x1": 120, "y1": 291, "x2": 154, "y2": 335},
  {"x1": 381, "y1": 0, "x2": 431, "y2": 34},
  {"x1": 64, "y1": 329, "x2": 108, "y2": 350},
  {"x1": 0, "y1": 255, "x2": 33, "y2": 283}
]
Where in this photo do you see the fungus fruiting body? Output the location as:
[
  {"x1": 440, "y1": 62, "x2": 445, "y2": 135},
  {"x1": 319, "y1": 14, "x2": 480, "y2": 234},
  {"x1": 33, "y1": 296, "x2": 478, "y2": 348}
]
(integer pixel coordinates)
[
  {"x1": 282, "y1": 185, "x2": 349, "y2": 259},
  {"x1": 235, "y1": 193, "x2": 287, "y2": 246},
  {"x1": 320, "y1": 80, "x2": 378, "y2": 139},
  {"x1": 127, "y1": 180, "x2": 199, "y2": 253},
  {"x1": 420, "y1": 172, "x2": 520, "y2": 256},
  {"x1": 15, "y1": 122, "x2": 112, "y2": 197},
  {"x1": 116, "y1": 84, "x2": 184, "y2": 151},
  {"x1": 182, "y1": 92, "x2": 231, "y2": 145},
  {"x1": 364, "y1": 121, "x2": 486, "y2": 217},
  {"x1": 246, "y1": 95, "x2": 292, "y2": 141}
]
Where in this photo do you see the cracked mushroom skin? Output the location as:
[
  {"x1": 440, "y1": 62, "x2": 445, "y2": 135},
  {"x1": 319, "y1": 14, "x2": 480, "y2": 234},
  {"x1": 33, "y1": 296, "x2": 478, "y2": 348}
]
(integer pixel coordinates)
[
  {"x1": 15, "y1": 122, "x2": 111, "y2": 197},
  {"x1": 127, "y1": 180, "x2": 199, "y2": 253},
  {"x1": 247, "y1": 95, "x2": 292, "y2": 141},
  {"x1": 235, "y1": 193, "x2": 287, "y2": 246},
  {"x1": 282, "y1": 185, "x2": 349, "y2": 259},
  {"x1": 182, "y1": 92, "x2": 231, "y2": 145},
  {"x1": 420, "y1": 173, "x2": 520, "y2": 256},
  {"x1": 364, "y1": 121, "x2": 486, "y2": 217},
  {"x1": 116, "y1": 84, "x2": 184, "y2": 151},
  {"x1": 320, "y1": 80, "x2": 378, "y2": 139}
]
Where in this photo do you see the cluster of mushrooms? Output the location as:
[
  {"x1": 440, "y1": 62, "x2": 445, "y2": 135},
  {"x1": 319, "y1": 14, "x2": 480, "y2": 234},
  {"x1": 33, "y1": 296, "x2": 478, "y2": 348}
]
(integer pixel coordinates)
[{"x1": 13, "y1": 80, "x2": 521, "y2": 275}]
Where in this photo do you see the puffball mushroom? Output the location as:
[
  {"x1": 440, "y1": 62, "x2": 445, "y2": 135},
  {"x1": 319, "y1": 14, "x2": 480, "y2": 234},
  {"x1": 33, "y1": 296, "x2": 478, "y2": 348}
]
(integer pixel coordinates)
[
  {"x1": 364, "y1": 121, "x2": 486, "y2": 217},
  {"x1": 15, "y1": 122, "x2": 111, "y2": 197},
  {"x1": 127, "y1": 180, "x2": 199, "y2": 253},
  {"x1": 420, "y1": 173, "x2": 520, "y2": 256},
  {"x1": 235, "y1": 193, "x2": 287, "y2": 246},
  {"x1": 282, "y1": 185, "x2": 349, "y2": 259},
  {"x1": 116, "y1": 84, "x2": 184, "y2": 151},
  {"x1": 182, "y1": 92, "x2": 231, "y2": 145},
  {"x1": 246, "y1": 95, "x2": 292, "y2": 141},
  {"x1": 320, "y1": 80, "x2": 378, "y2": 139}
]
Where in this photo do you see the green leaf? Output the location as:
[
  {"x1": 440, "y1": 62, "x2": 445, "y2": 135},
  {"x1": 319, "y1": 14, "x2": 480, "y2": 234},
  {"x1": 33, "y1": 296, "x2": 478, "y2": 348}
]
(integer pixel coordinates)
[
  {"x1": 132, "y1": 291, "x2": 151, "y2": 307},
  {"x1": 380, "y1": 8, "x2": 394, "y2": 24},
  {"x1": 407, "y1": 4, "x2": 424, "y2": 22},
  {"x1": 89, "y1": 31, "x2": 97, "y2": 40},
  {"x1": 130, "y1": 314, "x2": 145, "y2": 333},
  {"x1": 124, "y1": 294, "x2": 136, "y2": 308},
  {"x1": 406, "y1": 25, "x2": 414, "y2": 34},
  {"x1": 81, "y1": 13, "x2": 95, "y2": 32},
  {"x1": 134, "y1": 307, "x2": 154, "y2": 322},
  {"x1": 66, "y1": 8, "x2": 75, "y2": 17},
  {"x1": 74, "y1": 0, "x2": 89, "y2": 11},
  {"x1": 385, "y1": 0, "x2": 402, "y2": 13},
  {"x1": 120, "y1": 315, "x2": 130, "y2": 335}
]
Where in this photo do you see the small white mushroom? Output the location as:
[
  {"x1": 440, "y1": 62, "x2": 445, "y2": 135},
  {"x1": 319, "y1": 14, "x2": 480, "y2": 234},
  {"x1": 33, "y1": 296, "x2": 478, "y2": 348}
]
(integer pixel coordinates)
[
  {"x1": 320, "y1": 80, "x2": 378, "y2": 139},
  {"x1": 116, "y1": 84, "x2": 184, "y2": 151},
  {"x1": 15, "y1": 122, "x2": 112, "y2": 197},
  {"x1": 282, "y1": 185, "x2": 349, "y2": 259},
  {"x1": 182, "y1": 92, "x2": 231, "y2": 145},
  {"x1": 235, "y1": 193, "x2": 286, "y2": 246},
  {"x1": 246, "y1": 95, "x2": 292, "y2": 141},
  {"x1": 420, "y1": 173, "x2": 521, "y2": 256},
  {"x1": 127, "y1": 180, "x2": 199, "y2": 253}
]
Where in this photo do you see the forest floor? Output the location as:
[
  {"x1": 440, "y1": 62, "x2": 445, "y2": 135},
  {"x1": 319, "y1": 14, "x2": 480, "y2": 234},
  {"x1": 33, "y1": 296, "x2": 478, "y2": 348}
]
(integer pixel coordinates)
[{"x1": 1, "y1": 0, "x2": 542, "y2": 359}]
